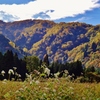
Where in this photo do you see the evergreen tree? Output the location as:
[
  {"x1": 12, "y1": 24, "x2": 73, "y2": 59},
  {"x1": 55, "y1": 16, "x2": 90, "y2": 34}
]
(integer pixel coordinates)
[
  {"x1": 13, "y1": 53, "x2": 19, "y2": 67},
  {"x1": 3, "y1": 50, "x2": 14, "y2": 70},
  {"x1": 50, "y1": 60, "x2": 60, "y2": 74},
  {"x1": 0, "y1": 52, "x2": 3, "y2": 71},
  {"x1": 43, "y1": 54, "x2": 49, "y2": 67}
]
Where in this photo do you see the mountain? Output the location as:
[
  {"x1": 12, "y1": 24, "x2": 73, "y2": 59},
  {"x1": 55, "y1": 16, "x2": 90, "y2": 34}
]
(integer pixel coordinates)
[
  {"x1": 0, "y1": 19, "x2": 100, "y2": 67},
  {"x1": 0, "y1": 34, "x2": 12, "y2": 52},
  {"x1": 0, "y1": 33, "x2": 27, "y2": 57}
]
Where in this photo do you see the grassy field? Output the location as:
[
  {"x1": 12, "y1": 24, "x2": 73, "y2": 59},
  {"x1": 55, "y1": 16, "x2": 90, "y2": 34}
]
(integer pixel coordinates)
[{"x1": 0, "y1": 78, "x2": 100, "y2": 100}]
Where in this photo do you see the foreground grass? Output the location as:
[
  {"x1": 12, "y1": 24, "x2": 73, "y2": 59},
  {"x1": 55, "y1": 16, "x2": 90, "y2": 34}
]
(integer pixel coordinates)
[{"x1": 0, "y1": 78, "x2": 100, "y2": 100}]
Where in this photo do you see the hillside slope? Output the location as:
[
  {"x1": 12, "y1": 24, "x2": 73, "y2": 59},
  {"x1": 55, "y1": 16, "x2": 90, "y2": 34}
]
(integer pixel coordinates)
[
  {"x1": 0, "y1": 33, "x2": 26, "y2": 57},
  {"x1": 0, "y1": 19, "x2": 100, "y2": 67}
]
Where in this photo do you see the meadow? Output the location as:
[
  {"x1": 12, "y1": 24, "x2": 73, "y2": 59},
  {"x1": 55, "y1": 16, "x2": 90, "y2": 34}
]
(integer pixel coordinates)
[{"x1": 0, "y1": 78, "x2": 100, "y2": 100}]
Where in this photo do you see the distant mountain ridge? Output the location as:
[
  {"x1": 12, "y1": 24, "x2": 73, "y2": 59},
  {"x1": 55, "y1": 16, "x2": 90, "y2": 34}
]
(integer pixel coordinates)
[
  {"x1": 0, "y1": 19, "x2": 100, "y2": 67},
  {"x1": 0, "y1": 33, "x2": 26, "y2": 57}
]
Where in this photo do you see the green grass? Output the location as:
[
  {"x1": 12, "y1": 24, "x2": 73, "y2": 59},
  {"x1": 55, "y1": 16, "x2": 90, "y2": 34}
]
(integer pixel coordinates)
[{"x1": 0, "y1": 78, "x2": 100, "y2": 100}]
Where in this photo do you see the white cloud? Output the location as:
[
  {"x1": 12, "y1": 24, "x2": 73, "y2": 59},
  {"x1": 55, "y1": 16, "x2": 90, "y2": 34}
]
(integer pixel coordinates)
[
  {"x1": 0, "y1": 0, "x2": 100, "y2": 22},
  {"x1": 74, "y1": 17, "x2": 90, "y2": 22},
  {"x1": 0, "y1": 11, "x2": 19, "y2": 22}
]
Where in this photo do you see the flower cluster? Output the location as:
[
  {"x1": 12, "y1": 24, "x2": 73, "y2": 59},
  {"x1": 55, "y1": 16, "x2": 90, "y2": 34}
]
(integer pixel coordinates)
[
  {"x1": 8, "y1": 69, "x2": 14, "y2": 75},
  {"x1": 44, "y1": 68, "x2": 50, "y2": 76},
  {"x1": 1, "y1": 70, "x2": 5, "y2": 76}
]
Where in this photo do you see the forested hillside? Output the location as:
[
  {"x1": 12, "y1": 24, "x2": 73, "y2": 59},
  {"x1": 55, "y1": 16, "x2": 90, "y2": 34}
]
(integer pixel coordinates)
[{"x1": 0, "y1": 19, "x2": 100, "y2": 68}]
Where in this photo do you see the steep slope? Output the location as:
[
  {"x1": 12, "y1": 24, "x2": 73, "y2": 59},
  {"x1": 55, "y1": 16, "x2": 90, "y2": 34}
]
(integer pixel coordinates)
[
  {"x1": 67, "y1": 25, "x2": 100, "y2": 67},
  {"x1": 0, "y1": 34, "x2": 26, "y2": 57},
  {"x1": 29, "y1": 22, "x2": 92, "y2": 62},
  {"x1": 0, "y1": 34, "x2": 12, "y2": 52},
  {"x1": 1, "y1": 19, "x2": 55, "y2": 50},
  {"x1": 0, "y1": 19, "x2": 100, "y2": 68},
  {"x1": 29, "y1": 22, "x2": 100, "y2": 67}
]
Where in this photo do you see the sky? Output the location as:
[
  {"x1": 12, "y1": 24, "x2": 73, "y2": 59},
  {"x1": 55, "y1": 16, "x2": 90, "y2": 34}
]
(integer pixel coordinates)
[{"x1": 0, "y1": 0, "x2": 100, "y2": 25}]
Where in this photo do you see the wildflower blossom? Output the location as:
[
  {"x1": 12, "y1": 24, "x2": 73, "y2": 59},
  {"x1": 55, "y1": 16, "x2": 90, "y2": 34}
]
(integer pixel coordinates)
[
  {"x1": 8, "y1": 69, "x2": 14, "y2": 75},
  {"x1": 26, "y1": 73, "x2": 30, "y2": 78},
  {"x1": 53, "y1": 89, "x2": 56, "y2": 92},
  {"x1": 18, "y1": 74, "x2": 21, "y2": 78},
  {"x1": 64, "y1": 70, "x2": 69, "y2": 74},
  {"x1": 54, "y1": 72, "x2": 60, "y2": 78},
  {"x1": 69, "y1": 87, "x2": 74, "y2": 90},
  {"x1": 68, "y1": 75, "x2": 72, "y2": 79},
  {"x1": 13, "y1": 67, "x2": 17, "y2": 70},
  {"x1": 35, "y1": 80, "x2": 40, "y2": 84},
  {"x1": 34, "y1": 70, "x2": 40, "y2": 75},
  {"x1": 3, "y1": 79, "x2": 7, "y2": 81},
  {"x1": 44, "y1": 67, "x2": 50, "y2": 76},
  {"x1": 44, "y1": 87, "x2": 49, "y2": 90},
  {"x1": 1, "y1": 70, "x2": 5, "y2": 76},
  {"x1": 15, "y1": 72, "x2": 18, "y2": 76},
  {"x1": 72, "y1": 73, "x2": 75, "y2": 77}
]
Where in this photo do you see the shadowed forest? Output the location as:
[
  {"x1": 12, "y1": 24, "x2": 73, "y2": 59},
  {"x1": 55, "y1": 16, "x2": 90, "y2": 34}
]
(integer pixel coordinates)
[{"x1": 0, "y1": 50, "x2": 100, "y2": 83}]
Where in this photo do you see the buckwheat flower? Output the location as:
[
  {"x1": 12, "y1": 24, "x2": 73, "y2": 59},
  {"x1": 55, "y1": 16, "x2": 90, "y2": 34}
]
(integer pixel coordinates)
[
  {"x1": 54, "y1": 72, "x2": 60, "y2": 78},
  {"x1": 19, "y1": 88, "x2": 24, "y2": 92},
  {"x1": 44, "y1": 87, "x2": 49, "y2": 90},
  {"x1": 8, "y1": 69, "x2": 14, "y2": 75},
  {"x1": 13, "y1": 67, "x2": 17, "y2": 70},
  {"x1": 44, "y1": 67, "x2": 50, "y2": 76},
  {"x1": 35, "y1": 80, "x2": 40, "y2": 84},
  {"x1": 2, "y1": 81, "x2": 7, "y2": 84},
  {"x1": 15, "y1": 90, "x2": 19, "y2": 93},
  {"x1": 72, "y1": 73, "x2": 75, "y2": 77},
  {"x1": 68, "y1": 75, "x2": 72, "y2": 78},
  {"x1": 18, "y1": 74, "x2": 21, "y2": 77},
  {"x1": 3, "y1": 79, "x2": 7, "y2": 81},
  {"x1": 15, "y1": 72, "x2": 18, "y2": 76},
  {"x1": 29, "y1": 81, "x2": 32, "y2": 85},
  {"x1": 43, "y1": 93, "x2": 46, "y2": 96},
  {"x1": 1, "y1": 70, "x2": 5, "y2": 76},
  {"x1": 53, "y1": 89, "x2": 56, "y2": 92},
  {"x1": 64, "y1": 70, "x2": 69, "y2": 74},
  {"x1": 69, "y1": 86, "x2": 74, "y2": 90},
  {"x1": 26, "y1": 73, "x2": 29, "y2": 78}
]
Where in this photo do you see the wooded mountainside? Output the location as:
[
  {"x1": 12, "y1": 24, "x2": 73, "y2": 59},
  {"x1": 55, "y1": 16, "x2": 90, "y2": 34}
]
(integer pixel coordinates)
[{"x1": 0, "y1": 19, "x2": 100, "y2": 68}]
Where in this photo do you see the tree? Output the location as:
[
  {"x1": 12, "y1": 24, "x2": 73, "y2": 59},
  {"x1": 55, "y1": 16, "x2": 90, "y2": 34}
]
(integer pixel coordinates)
[
  {"x1": 67, "y1": 60, "x2": 83, "y2": 78},
  {"x1": 25, "y1": 56, "x2": 40, "y2": 73},
  {"x1": 43, "y1": 54, "x2": 49, "y2": 67},
  {"x1": 50, "y1": 60, "x2": 60, "y2": 74},
  {"x1": 13, "y1": 53, "x2": 19, "y2": 67},
  {"x1": 85, "y1": 66, "x2": 95, "y2": 73},
  {"x1": 3, "y1": 50, "x2": 14, "y2": 70},
  {"x1": 0, "y1": 52, "x2": 3, "y2": 71},
  {"x1": 75, "y1": 60, "x2": 83, "y2": 76}
]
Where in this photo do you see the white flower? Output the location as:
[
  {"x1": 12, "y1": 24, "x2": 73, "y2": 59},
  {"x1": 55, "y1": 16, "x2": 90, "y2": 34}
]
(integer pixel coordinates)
[
  {"x1": 8, "y1": 69, "x2": 14, "y2": 75},
  {"x1": 64, "y1": 70, "x2": 69, "y2": 74},
  {"x1": 3, "y1": 79, "x2": 7, "y2": 81},
  {"x1": 18, "y1": 74, "x2": 21, "y2": 77},
  {"x1": 44, "y1": 87, "x2": 49, "y2": 90},
  {"x1": 44, "y1": 68, "x2": 50, "y2": 76},
  {"x1": 26, "y1": 73, "x2": 30, "y2": 78},
  {"x1": 53, "y1": 89, "x2": 56, "y2": 92},
  {"x1": 1, "y1": 70, "x2": 5, "y2": 76},
  {"x1": 35, "y1": 80, "x2": 40, "y2": 84},
  {"x1": 69, "y1": 87, "x2": 74, "y2": 90},
  {"x1": 13, "y1": 67, "x2": 17, "y2": 70},
  {"x1": 54, "y1": 72, "x2": 60, "y2": 78},
  {"x1": 15, "y1": 72, "x2": 18, "y2": 76}
]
